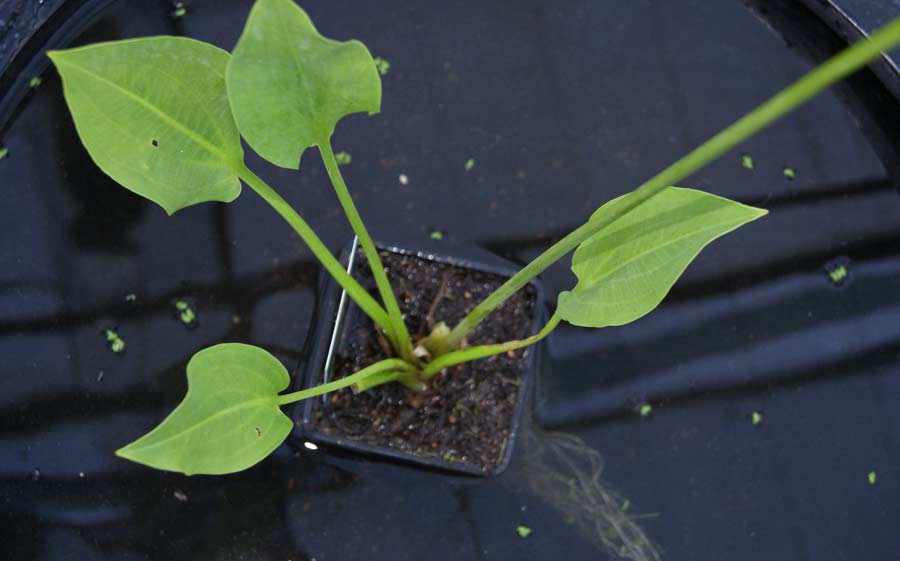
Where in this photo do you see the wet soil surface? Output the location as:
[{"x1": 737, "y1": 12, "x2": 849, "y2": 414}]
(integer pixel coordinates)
[{"x1": 311, "y1": 249, "x2": 538, "y2": 472}]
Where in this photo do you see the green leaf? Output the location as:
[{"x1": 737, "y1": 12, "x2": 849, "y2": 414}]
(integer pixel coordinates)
[
  {"x1": 558, "y1": 187, "x2": 766, "y2": 327},
  {"x1": 116, "y1": 343, "x2": 293, "y2": 475},
  {"x1": 48, "y1": 37, "x2": 244, "y2": 215},
  {"x1": 226, "y1": 0, "x2": 381, "y2": 168}
]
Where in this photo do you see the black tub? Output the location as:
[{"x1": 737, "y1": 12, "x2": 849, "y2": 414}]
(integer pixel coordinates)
[{"x1": 3, "y1": 1, "x2": 900, "y2": 560}]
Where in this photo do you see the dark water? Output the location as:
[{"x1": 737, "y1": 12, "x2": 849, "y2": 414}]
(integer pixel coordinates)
[{"x1": 2, "y1": 1, "x2": 899, "y2": 560}]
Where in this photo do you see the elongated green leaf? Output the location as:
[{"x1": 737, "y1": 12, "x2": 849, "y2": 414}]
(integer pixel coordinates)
[
  {"x1": 48, "y1": 37, "x2": 244, "y2": 215},
  {"x1": 116, "y1": 343, "x2": 292, "y2": 475},
  {"x1": 558, "y1": 187, "x2": 766, "y2": 327},
  {"x1": 226, "y1": 0, "x2": 381, "y2": 168}
]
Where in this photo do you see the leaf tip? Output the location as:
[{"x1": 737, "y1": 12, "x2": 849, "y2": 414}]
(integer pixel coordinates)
[
  {"x1": 114, "y1": 443, "x2": 137, "y2": 462},
  {"x1": 746, "y1": 206, "x2": 768, "y2": 221},
  {"x1": 46, "y1": 48, "x2": 76, "y2": 68},
  {"x1": 46, "y1": 50, "x2": 65, "y2": 68}
]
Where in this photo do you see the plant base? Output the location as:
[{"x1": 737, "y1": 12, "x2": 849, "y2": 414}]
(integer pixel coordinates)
[{"x1": 292, "y1": 239, "x2": 545, "y2": 476}]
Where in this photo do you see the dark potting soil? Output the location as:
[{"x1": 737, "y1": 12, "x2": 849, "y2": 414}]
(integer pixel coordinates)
[{"x1": 310, "y1": 249, "x2": 537, "y2": 472}]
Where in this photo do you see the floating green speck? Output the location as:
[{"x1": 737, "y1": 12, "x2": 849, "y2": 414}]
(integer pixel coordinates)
[
  {"x1": 516, "y1": 525, "x2": 532, "y2": 538},
  {"x1": 464, "y1": 158, "x2": 475, "y2": 171},
  {"x1": 0, "y1": 147, "x2": 8, "y2": 160},
  {"x1": 828, "y1": 265, "x2": 847, "y2": 284},
  {"x1": 180, "y1": 307, "x2": 196, "y2": 325},
  {"x1": 639, "y1": 404, "x2": 652, "y2": 417},
  {"x1": 334, "y1": 151, "x2": 352, "y2": 166},
  {"x1": 824, "y1": 258, "x2": 851, "y2": 287},
  {"x1": 104, "y1": 329, "x2": 125, "y2": 354},
  {"x1": 173, "y1": 299, "x2": 198, "y2": 328},
  {"x1": 29, "y1": 76, "x2": 41, "y2": 88},
  {"x1": 373, "y1": 57, "x2": 391, "y2": 76},
  {"x1": 741, "y1": 154, "x2": 754, "y2": 170},
  {"x1": 621, "y1": 499, "x2": 630, "y2": 511},
  {"x1": 751, "y1": 411, "x2": 763, "y2": 426},
  {"x1": 783, "y1": 167, "x2": 796, "y2": 180},
  {"x1": 430, "y1": 229, "x2": 444, "y2": 241},
  {"x1": 173, "y1": 6, "x2": 186, "y2": 18},
  {"x1": 868, "y1": 471, "x2": 877, "y2": 485}
]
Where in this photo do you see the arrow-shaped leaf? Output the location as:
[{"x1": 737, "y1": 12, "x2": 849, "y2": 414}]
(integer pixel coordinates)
[
  {"x1": 116, "y1": 343, "x2": 293, "y2": 475},
  {"x1": 558, "y1": 187, "x2": 766, "y2": 327},
  {"x1": 48, "y1": 37, "x2": 244, "y2": 214},
  {"x1": 226, "y1": 0, "x2": 381, "y2": 168}
]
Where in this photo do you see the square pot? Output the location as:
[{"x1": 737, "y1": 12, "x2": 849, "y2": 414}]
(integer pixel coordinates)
[{"x1": 291, "y1": 238, "x2": 546, "y2": 476}]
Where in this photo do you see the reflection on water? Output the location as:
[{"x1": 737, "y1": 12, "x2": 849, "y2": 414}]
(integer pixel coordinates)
[{"x1": 516, "y1": 423, "x2": 661, "y2": 561}]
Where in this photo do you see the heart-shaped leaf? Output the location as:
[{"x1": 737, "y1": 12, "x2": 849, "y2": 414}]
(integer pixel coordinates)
[
  {"x1": 226, "y1": 0, "x2": 381, "y2": 168},
  {"x1": 116, "y1": 343, "x2": 293, "y2": 475},
  {"x1": 48, "y1": 37, "x2": 244, "y2": 215},
  {"x1": 558, "y1": 187, "x2": 766, "y2": 327}
]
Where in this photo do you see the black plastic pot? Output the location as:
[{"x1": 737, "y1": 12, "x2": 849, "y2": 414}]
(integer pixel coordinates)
[{"x1": 291, "y1": 238, "x2": 546, "y2": 476}]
